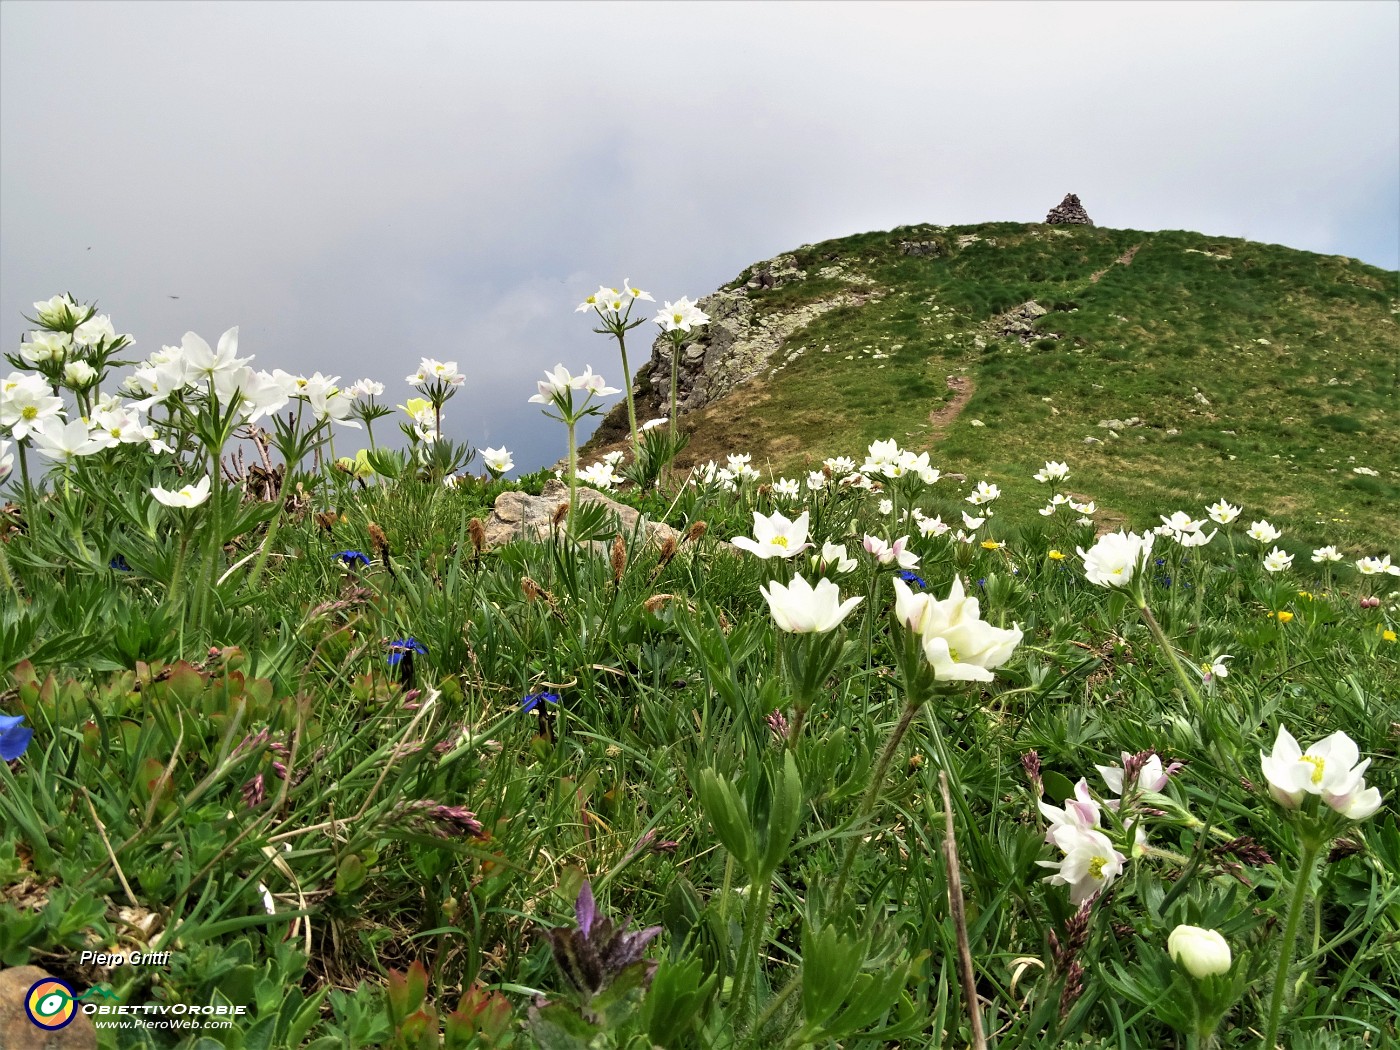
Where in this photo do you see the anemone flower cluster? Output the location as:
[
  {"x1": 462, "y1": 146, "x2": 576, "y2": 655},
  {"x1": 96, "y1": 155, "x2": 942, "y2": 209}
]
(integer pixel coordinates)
[
  {"x1": 1260, "y1": 727, "x2": 1383, "y2": 820},
  {"x1": 891, "y1": 575, "x2": 1023, "y2": 682},
  {"x1": 1036, "y1": 778, "x2": 1128, "y2": 905},
  {"x1": 1077, "y1": 530, "x2": 1155, "y2": 589}
]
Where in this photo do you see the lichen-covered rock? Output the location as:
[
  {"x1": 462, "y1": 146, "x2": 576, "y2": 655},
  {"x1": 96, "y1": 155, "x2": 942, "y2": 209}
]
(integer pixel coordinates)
[
  {"x1": 1045, "y1": 193, "x2": 1093, "y2": 225},
  {"x1": 482, "y1": 479, "x2": 680, "y2": 551},
  {"x1": 0, "y1": 967, "x2": 98, "y2": 1049}
]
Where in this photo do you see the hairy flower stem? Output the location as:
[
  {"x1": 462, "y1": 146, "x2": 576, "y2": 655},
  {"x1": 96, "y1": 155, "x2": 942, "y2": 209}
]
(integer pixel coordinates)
[
  {"x1": 166, "y1": 526, "x2": 193, "y2": 617},
  {"x1": 566, "y1": 419, "x2": 578, "y2": 536},
  {"x1": 731, "y1": 877, "x2": 772, "y2": 1036},
  {"x1": 668, "y1": 332, "x2": 682, "y2": 430},
  {"x1": 0, "y1": 540, "x2": 21, "y2": 602},
  {"x1": 1262, "y1": 838, "x2": 1322, "y2": 1050},
  {"x1": 833, "y1": 694, "x2": 921, "y2": 900},
  {"x1": 614, "y1": 330, "x2": 639, "y2": 450},
  {"x1": 1136, "y1": 598, "x2": 1203, "y2": 705}
]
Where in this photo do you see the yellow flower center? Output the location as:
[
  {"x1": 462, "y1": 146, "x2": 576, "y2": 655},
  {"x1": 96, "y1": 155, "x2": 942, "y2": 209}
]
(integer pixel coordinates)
[
  {"x1": 1301, "y1": 755, "x2": 1325, "y2": 785},
  {"x1": 1088, "y1": 856, "x2": 1107, "y2": 880},
  {"x1": 1112, "y1": 567, "x2": 1124, "y2": 575},
  {"x1": 772, "y1": 536, "x2": 789, "y2": 548},
  {"x1": 21, "y1": 406, "x2": 38, "y2": 420}
]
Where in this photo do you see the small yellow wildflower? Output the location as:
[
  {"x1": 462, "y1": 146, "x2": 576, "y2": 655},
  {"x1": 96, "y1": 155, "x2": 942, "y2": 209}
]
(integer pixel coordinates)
[
  {"x1": 1048, "y1": 549, "x2": 1066, "y2": 561},
  {"x1": 1297, "y1": 590, "x2": 1314, "y2": 600},
  {"x1": 1273, "y1": 611, "x2": 1295, "y2": 624},
  {"x1": 981, "y1": 540, "x2": 1003, "y2": 550},
  {"x1": 1383, "y1": 629, "x2": 1397, "y2": 643}
]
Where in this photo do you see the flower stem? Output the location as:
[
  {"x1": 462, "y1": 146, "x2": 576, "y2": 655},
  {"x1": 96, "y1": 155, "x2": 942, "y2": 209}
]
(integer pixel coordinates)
[
  {"x1": 1262, "y1": 838, "x2": 1322, "y2": 1049},
  {"x1": 566, "y1": 419, "x2": 578, "y2": 537},
  {"x1": 1137, "y1": 598, "x2": 1203, "y2": 705},
  {"x1": 0, "y1": 539, "x2": 21, "y2": 603},
  {"x1": 615, "y1": 330, "x2": 639, "y2": 450},
  {"x1": 833, "y1": 694, "x2": 921, "y2": 900},
  {"x1": 731, "y1": 877, "x2": 772, "y2": 1035},
  {"x1": 669, "y1": 333, "x2": 682, "y2": 429}
]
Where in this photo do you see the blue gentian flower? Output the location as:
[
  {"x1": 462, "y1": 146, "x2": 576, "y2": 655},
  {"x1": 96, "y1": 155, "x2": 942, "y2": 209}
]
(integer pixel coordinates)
[
  {"x1": 335, "y1": 550, "x2": 371, "y2": 567},
  {"x1": 109, "y1": 554, "x2": 132, "y2": 572},
  {"x1": 521, "y1": 692, "x2": 560, "y2": 714},
  {"x1": 0, "y1": 714, "x2": 34, "y2": 761},
  {"x1": 897, "y1": 570, "x2": 927, "y2": 589},
  {"x1": 387, "y1": 638, "x2": 428, "y2": 667}
]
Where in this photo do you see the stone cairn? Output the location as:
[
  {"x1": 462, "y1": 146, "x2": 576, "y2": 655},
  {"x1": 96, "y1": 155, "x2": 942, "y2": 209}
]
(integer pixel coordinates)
[{"x1": 1045, "y1": 193, "x2": 1093, "y2": 226}]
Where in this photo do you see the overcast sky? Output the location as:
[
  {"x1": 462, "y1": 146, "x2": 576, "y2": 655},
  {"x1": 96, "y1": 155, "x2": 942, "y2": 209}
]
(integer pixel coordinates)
[{"x1": 3, "y1": 1, "x2": 1397, "y2": 471}]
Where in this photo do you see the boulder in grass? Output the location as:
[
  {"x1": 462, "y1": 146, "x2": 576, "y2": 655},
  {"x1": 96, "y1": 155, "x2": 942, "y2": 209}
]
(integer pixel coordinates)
[
  {"x1": 0, "y1": 966, "x2": 98, "y2": 1050},
  {"x1": 483, "y1": 479, "x2": 682, "y2": 551}
]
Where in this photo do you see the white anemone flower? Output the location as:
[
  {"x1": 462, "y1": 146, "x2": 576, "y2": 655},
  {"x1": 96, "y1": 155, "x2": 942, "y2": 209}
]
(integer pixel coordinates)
[
  {"x1": 1311, "y1": 545, "x2": 1344, "y2": 564},
  {"x1": 151, "y1": 475, "x2": 212, "y2": 508},
  {"x1": 1077, "y1": 530, "x2": 1154, "y2": 588},
  {"x1": 891, "y1": 576, "x2": 1022, "y2": 682},
  {"x1": 1, "y1": 373, "x2": 66, "y2": 440},
  {"x1": 1355, "y1": 555, "x2": 1393, "y2": 576},
  {"x1": 732, "y1": 510, "x2": 811, "y2": 559},
  {"x1": 1207, "y1": 500, "x2": 1241, "y2": 525},
  {"x1": 773, "y1": 477, "x2": 801, "y2": 498},
  {"x1": 1038, "y1": 826, "x2": 1126, "y2": 905},
  {"x1": 30, "y1": 418, "x2": 104, "y2": 463},
  {"x1": 760, "y1": 573, "x2": 862, "y2": 633},
  {"x1": 863, "y1": 534, "x2": 919, "y2": 569},
  {"x1": 1034, "y1": 461, "x2": 1070, "y2": 483},
  {"x1": 577, "y1": 461, "x2": 621, "y2": 489},
  {"x1": 1262, "y1": 547, "x2": 1294, "y2": 573},
  {"x1": 482, "y1": 447, "x2": 514, "y2": 474},
  {"x1": 1247, "y1": 520, "x2": 1282, "y2": 544},
  {"x1": 1260, "y1": 726, "x2": 1383, "y2": 819},
  {"x1": 814, "y1": 541, "x2": 858, "y2": 575}
]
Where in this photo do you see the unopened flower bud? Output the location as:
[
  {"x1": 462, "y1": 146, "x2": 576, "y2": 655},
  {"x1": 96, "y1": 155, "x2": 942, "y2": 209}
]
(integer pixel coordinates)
[{"x1": 1168, "y1": 925, "x2": 1231, "y2": 978}]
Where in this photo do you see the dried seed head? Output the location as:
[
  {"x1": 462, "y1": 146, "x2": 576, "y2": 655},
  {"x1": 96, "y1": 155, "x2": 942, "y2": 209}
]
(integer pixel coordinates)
[
  {"x1": 684, "y1": 520, "x2": 708, "y2": 544},
  {"x1": 657, "y1": 535, "x2": 677, "y2": 565},
  {"x1": 552, "y1": 502, "x2": 570, "y2": 528},
  {"x1": 469, "y1": 517, "x2": 486, "y2": 554},
  {"x1": 643, "y1": 594, "x2": 674, "y2": 614},
  {"x1": 368, "y1": 522, "x2": 389, "y2": 558},
  {"x1": 756, "y1": 483, "x2": 771, "y2": 498},
  {"x1": 1326, "y1": 838, "x2": 1363, "y2": 864},
  {"x1": 314, "y1": 511, "x2": 337, "y2": 535},
  {"x1": 521, "y1": 577, "x2": 542, "y2": 603},
  {"x1": 610, "y1": 534, "x2": 626, "y2": 583}
]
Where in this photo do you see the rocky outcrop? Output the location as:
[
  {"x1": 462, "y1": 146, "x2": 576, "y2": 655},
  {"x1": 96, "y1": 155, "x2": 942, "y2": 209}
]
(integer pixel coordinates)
[
  {"x1": 994, "y1": 300, "x2": 1056, "y2": 343},
  {"x1": 1045, "y1": 193, "x2": 1093, "y2": 226},
  {"x1": 483, "y1": 479, "x2": 680, "y2": 550},
  {"x1": 632, "y1": 253, "x2": 879, "y2": 417}
]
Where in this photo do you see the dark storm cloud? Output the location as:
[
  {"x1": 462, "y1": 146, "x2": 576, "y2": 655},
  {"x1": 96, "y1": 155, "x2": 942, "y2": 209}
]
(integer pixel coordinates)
[{"x1": 3, "y1": 0, "x2": 1396, "y2": 470}]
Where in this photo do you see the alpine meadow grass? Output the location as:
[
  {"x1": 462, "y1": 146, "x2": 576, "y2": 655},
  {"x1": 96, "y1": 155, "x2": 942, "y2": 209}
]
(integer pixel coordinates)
[{"x1": 1, "y1": 282, "x2": 1397, "y2": 1049}]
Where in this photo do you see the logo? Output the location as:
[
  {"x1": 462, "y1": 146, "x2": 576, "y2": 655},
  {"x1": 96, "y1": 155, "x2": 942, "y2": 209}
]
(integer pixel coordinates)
[
  {"x1": 25, "y1": 978, "x2": 77, "y2": 1030},
  {"x1": 23, "y1": 981, "x2": 119, "y2": 1030}
]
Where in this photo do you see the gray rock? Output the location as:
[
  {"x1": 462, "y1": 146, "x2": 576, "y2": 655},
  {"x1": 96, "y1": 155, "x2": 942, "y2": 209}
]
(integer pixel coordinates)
[
  {"x1": 483, "y1": 479, "x2": 681, "y2": 552},
  {"x1": 0, "y1": 966, "x2": 98, "y2": 1049}
]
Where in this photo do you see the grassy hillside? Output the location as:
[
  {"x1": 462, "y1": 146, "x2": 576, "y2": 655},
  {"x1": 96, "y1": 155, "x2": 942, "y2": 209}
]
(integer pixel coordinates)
[{"x1": 592, "y1": 222, "x2": 1399, "y2": 549}]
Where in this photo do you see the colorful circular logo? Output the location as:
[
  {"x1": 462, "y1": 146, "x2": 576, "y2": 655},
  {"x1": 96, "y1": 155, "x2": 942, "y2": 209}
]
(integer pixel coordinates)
[{"x1": 25, "y1": 978, "x2": 77, "y2": 1030}]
